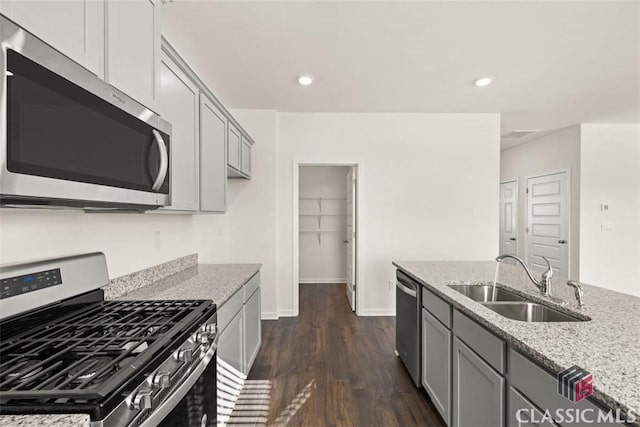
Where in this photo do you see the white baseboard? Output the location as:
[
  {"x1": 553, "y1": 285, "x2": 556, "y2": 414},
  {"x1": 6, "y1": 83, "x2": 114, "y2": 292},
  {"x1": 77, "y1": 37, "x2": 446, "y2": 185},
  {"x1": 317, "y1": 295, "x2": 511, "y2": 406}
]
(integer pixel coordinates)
[
  {"x1": 277, "y1": 309, "x2": 295, "y2": 317},
  {"x1": 261, "y1": 311, "x2": 279, "y2": 320},
  {"x1": 358, "y1": 308, "x2": 395, "y2": 316},
  {"x1": 299, "y1": 278, "x2": 347, "y2": 284}
]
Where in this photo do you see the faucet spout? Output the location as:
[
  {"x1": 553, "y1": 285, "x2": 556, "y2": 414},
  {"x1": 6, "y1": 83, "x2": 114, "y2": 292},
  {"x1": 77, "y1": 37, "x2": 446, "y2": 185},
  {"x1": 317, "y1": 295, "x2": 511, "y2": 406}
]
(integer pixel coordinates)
[{"x1": 495, "y1": 254, "x2": 553, "y2": 296}]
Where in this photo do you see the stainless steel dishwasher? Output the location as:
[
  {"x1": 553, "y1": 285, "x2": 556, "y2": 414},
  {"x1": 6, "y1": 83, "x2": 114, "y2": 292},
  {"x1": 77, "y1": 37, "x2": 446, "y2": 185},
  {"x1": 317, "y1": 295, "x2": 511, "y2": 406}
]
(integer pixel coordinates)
[{"x1": 395, "y1": 270, "x2": 421, "y2": 387}]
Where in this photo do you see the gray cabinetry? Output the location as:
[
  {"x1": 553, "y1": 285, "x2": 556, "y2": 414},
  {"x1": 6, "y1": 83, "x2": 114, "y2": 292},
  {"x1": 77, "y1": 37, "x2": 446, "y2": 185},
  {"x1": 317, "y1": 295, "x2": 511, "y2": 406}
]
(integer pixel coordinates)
[
  {"x1": 241, "y1": 137, "x2": 252, "y2": 176},
  {"x1": 0, "y1": 0, "x2": 104, "y2": 77},
  {"x1": 422, "y1": 308, "x2": 451, "y2": 425},
  {"x1": 105, "y1": 0, "x2": 160, "y2": 111},
  {"x1": 218, "y1": 307, "x2": 244, "y2": 374},
  {"x1": 453, "y1": 337, "x2": 505, "y2": 427},
  {"x1": 199, "y1": 96, "x2": 227, "y2": 212},
  {"x1": 217, "y1": 272, "x2": 261, "y2": 376},
  {"x1": 157, "y1": 50, "x2": 199, "y2": 211},
  {"x1": 508, "y1": 386, "x2": 555, "y2": 427},
  {"x1": 243, "y1": 286, "x2": 261, "y2": 372},
  {"x1": 227, "y1": 124, "x2": 242, "y2": 171}
]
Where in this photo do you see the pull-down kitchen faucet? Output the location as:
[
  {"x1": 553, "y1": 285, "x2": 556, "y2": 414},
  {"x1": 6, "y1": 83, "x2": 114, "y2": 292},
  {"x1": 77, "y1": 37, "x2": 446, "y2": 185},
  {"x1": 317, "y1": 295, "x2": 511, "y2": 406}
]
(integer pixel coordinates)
[{"x1": 495, "y1": 254, "x2": 554, "y2": 297}]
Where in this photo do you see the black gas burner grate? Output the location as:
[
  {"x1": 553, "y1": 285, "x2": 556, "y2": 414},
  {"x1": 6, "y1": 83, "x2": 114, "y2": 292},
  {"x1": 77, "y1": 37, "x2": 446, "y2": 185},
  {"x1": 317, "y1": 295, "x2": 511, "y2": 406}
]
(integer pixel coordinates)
[{"x1": 0, "y1": 299, "x2": 212, "y2": 401}]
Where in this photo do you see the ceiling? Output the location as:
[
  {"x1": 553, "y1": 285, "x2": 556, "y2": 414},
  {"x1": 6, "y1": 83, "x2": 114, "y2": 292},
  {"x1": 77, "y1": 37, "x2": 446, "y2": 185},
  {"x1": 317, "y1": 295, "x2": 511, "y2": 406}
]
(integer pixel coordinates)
[{"x1": 162, "y1": 1, "x2": 640, "y2": 149}]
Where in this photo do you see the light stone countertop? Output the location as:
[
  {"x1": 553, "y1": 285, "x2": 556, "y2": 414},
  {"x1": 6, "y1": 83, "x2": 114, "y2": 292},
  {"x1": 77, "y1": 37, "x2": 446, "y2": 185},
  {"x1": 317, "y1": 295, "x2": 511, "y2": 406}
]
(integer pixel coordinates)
[
  {"x1": 111, "y1": 263, "x2": 262, "y2": 304},
  {"x1": 393, "y1": 260, "x2": 640, "y2": 425},
  {"x1": 0, "y1": 414, "x2": 89, "y2": 427}
]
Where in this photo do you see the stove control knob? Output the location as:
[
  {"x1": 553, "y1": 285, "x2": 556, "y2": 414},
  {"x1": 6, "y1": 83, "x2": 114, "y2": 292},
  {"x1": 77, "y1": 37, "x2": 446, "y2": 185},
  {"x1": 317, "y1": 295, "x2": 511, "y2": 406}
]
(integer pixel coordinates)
[
  {"x1": 204, "y1": 323, "x2": 217, "y2": 337},
  {"x1": 176, "y1": 348, "x2": 193, "y2": 362},
  {"x1": 152, "y1": 372, "x2": 171, "y2": 389},
  {"x1": 131, "y1": 390, "x2": 153, "y2": 411},
  {"x1": 196, "y1": 332, "x2": 209, "y2": 344}
]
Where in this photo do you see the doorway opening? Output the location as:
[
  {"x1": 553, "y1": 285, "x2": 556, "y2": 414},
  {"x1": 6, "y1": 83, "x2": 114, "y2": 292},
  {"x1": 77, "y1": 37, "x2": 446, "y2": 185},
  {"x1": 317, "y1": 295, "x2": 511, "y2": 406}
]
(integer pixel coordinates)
[{"x1": 293, "y1": 164, "x2": 359, "y2": 315}]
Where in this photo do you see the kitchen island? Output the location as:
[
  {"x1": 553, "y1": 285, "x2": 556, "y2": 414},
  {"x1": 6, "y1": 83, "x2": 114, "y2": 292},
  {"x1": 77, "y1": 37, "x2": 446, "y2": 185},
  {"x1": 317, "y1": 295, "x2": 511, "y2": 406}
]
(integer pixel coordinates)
[{"x1": 394, "y1": 260, "x2": 639, "y2": 426}]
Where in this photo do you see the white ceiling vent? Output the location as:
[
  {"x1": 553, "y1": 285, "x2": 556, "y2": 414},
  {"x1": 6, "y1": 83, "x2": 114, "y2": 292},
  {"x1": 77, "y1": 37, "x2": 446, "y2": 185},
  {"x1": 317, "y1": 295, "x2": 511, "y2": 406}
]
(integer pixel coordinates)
[{"x1": 502, "y1": 130, "x2": 538, "y2": 139}]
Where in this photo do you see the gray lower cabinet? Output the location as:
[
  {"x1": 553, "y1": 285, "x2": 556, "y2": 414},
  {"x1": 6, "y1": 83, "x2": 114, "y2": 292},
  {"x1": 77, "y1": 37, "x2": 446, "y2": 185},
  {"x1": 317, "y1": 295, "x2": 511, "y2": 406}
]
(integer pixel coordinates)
[
  {"x1": 508, "y1": 387, "x2": 556, "y2": 427},
  {"x1": 218, "y1": 308, "x2": 244, "y2": 374},
  {"x1": 243, "y1": 287, "x2": 261, "y2": 372},
  {"x1": 199, "y1": 95, "x2": 227, "y2": 212},
  {"x1": 422, "y1": 308, "x2": 451, "y2": 425},
  {"x1": 217, "y1": 272, "x2": 261, "y2": 376},
  {"x1": 452, "y1": 337, "x2": 505, "y2": 427}
]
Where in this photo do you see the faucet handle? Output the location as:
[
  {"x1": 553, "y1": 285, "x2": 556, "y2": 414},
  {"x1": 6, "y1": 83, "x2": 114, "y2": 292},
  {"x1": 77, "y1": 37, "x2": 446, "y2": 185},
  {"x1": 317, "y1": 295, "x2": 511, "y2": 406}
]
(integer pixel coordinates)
[
  {"x1": 540, "y1": 256, "x2": 553, "y2": 279},
  {"x1": 566, "y1": 280, "x2": 585, "y2": 307}
]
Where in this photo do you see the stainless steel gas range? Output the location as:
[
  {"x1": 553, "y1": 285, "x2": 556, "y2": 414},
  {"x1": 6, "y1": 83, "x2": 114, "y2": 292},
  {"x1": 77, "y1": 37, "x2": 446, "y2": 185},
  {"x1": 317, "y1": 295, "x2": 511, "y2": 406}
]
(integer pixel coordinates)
[{"x1": 0, "y1": 253, "x2": 218, "y2": 427}]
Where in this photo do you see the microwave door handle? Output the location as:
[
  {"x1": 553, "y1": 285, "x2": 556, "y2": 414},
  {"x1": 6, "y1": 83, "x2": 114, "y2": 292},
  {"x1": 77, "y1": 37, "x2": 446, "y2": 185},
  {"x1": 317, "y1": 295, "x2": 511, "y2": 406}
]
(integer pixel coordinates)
[{"x1": 151, "y1": 129, "x2": 168, "y2": 192}]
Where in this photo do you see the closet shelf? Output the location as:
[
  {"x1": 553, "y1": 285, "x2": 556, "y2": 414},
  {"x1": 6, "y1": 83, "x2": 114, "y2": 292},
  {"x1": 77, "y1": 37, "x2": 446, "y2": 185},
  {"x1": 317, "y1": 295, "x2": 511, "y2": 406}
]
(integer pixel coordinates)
[
  {"x1": 299, "y1": 212, "x2": 347, "y2": 216},
  {"x1": 300, "y1": 229, "x2": 346, "y2": 233}
]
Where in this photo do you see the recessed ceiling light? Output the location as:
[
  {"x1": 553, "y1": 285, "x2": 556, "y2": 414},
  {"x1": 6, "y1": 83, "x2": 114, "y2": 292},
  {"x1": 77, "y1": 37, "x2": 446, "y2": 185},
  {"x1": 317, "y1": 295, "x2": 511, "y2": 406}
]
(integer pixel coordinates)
[
  {"x1": 297, "y1": 75, "x2": 314, "y2": 86},
  {"x1": 474, "y1": 76, "x2": 493, "y2": 87}
]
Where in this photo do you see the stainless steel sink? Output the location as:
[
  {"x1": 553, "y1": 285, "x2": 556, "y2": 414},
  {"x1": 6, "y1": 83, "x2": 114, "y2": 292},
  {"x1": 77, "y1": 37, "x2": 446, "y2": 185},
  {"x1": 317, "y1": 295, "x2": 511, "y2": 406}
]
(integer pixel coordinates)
[
  {"x1": 480, "y1": 302, "x2": 583, "y2": 322},
  {"x1": 448, "y1": 285, "x2": 527, "y2": 302}
]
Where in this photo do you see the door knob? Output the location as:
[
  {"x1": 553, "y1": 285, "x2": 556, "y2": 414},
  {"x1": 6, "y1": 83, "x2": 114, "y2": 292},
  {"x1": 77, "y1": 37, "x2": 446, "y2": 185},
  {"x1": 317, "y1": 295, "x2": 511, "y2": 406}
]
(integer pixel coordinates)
[
  {"x1": 343, "y1": 240, "x2": 349, "y2": 244},
  {"x1": 509, "y1": 237, "x2": 516, "y2": 241},
  {"x1": 558, "y1": 240, "x2": 567, "y2": 244}
]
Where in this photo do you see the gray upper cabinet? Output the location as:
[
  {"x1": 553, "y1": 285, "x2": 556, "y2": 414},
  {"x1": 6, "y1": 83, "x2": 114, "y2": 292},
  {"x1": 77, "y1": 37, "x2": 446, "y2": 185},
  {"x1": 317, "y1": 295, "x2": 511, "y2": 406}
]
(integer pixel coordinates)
[
  {"x1": 227, "y1": 123, "x2": 242, "y2": 171},
  {"x1": 227, "y1": 125, "x2": 252, "y2": 179},
  {"x1": 199, "y1": 96, "x2": 227, "y2": 212},
  {"x1": 422, "y1": 308, "x2": 451, "y2": 426},
  {"x1": 452, "y1": 337, "x2": 504, "y2": 427},
  {"x1": 0, "y1": 0, "x2": 104, "y2": 77},
  {"x1": 241, "y1": 137, "x2": 252, "y2": 176},
  {"x1": 106, "y1": 0, "x2": 160, "y2": 111},
  {"x1": 158, "y1": 51, "x2": 199, "y2": 211}
]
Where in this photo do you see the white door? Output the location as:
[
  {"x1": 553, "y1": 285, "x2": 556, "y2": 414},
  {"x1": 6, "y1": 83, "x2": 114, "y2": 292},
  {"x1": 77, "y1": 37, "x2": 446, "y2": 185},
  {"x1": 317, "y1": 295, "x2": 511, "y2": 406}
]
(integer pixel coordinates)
[
  {"x1": 526, "y1": 172, "x2": 569, "y2": 278},
  {"x1": 345, "y1": 168, "x2": 357, "y2": 311},
  {"x1": 499, "y1": 181, "x2": 518, "y2": 256}
]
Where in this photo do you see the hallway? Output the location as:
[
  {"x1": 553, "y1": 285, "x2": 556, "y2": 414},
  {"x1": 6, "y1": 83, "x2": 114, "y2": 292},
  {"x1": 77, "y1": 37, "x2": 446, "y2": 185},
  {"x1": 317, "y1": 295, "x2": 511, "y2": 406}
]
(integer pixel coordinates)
[{"x1": 243, "y1": 283, "x2": 446, "y2": 426}]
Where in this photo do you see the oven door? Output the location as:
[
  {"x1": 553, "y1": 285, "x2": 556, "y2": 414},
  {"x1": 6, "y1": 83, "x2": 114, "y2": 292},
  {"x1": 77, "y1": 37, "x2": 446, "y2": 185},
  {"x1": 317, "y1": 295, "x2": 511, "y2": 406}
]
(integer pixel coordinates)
[
  {"x1": 0, "y1": 16, "x2": 170, "y2": 209},
  {"x1": 140, "y1": 345, "x2": 218, "y2": 427}
]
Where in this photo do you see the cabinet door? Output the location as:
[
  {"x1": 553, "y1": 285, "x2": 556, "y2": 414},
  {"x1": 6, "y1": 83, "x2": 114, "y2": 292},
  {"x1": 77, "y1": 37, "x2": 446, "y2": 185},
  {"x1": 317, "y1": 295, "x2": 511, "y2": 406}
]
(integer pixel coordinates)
[
  {"x1": 1, "y1": 0, "x2": 104, "y2": 76},
  {"x1": 158, "y1": 51, "x2": 199, "y2": 211},
  {"x1": 243, "y1": 288, "x2": 261, "y2": 374},
  {"x1": 422, "y1": 309, "x2": 451, "y2": 426},
  {"x1": 453, "y1": 337, "x2": 504, "y2": 427},
  {"x1": 227, "y1": 124, "x2": 241, "y2": 171},
  {"x1": 218, "y1": 308, "x2": 244, "y2": 375},
  {"x1": 508, "y1": 387, "x2": 555, "y2": 427},
  {"x1": 240, "y1": 138, "x2": 251, "y2": 176},
  {"x1": 106, "y1": 0, "x2": 160, "y2": 111},
  {"x1": 199, "y1": 96, "x2": 227, "y2": 212}
]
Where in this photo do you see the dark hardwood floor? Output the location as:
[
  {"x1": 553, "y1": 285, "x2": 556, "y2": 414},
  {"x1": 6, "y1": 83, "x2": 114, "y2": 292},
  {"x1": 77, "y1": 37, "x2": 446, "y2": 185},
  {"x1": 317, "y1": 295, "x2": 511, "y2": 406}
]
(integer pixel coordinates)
[{"x1": 240, "y1": 283, "x2": 446, "y2": 426}]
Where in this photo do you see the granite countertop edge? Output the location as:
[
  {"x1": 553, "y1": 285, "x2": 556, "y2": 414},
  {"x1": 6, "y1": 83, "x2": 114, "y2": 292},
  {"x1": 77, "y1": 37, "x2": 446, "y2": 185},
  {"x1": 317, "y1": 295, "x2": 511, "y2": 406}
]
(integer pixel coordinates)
[{"x1": 393, "y1": 260, "x2": 639, "y2": 423}]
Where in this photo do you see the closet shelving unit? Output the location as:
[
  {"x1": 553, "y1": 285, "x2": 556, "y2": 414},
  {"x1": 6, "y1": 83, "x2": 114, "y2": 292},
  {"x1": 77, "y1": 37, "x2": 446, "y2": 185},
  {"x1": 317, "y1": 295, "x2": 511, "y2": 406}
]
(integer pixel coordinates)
[{"x1": 299, "y1": 197, "x2": 347, "y2": 244}]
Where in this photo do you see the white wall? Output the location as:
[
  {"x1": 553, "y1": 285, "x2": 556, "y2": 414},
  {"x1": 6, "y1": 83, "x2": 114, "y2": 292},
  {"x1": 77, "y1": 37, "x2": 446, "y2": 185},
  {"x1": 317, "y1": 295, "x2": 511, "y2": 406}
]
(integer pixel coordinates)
[
  {"x1": 579, "y1": 124, "x2": 640, "y2": 296},
  {"x1": 500, "y1": 126, "x2": 581, "y2": 279},
  {"x1": 277, "y1": 113, "x2": 501, "y2": 316},
  {"x1": 226, "y1": 109, "x2": 279, "y2": 319},
  {"x1": 299, "y1": 166, "x2": 348, "y2": 283},
  {"x1": 0, "y1": 210, "x2": 196, "y2": 279}
]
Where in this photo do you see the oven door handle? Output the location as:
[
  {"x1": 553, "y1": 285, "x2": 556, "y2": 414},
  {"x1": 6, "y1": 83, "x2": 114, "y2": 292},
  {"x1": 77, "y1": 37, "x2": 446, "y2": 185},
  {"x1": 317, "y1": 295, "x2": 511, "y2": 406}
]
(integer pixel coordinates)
[
  {"x1": 151, "y1": 129, "x2": 169, "y2": 192},
  {"x1": 139, "y1": 334, "x2": 218, "y2": 427}
]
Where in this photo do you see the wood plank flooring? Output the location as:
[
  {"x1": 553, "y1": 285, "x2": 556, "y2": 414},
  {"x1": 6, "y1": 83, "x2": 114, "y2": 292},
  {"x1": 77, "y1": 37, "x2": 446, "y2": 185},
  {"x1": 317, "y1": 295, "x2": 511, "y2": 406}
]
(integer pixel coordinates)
[{"x1": 239, "y1": 283, "x2": 446, "y2": 426}]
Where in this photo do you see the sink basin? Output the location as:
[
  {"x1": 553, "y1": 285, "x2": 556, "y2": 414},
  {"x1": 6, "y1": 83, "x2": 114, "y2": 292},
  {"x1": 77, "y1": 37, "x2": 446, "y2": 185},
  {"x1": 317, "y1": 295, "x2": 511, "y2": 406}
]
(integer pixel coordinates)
[
  {"x1": 481, "y1": 302, "x2": 583, "y2": 322},
  {"x1": 448, "y1": 285, "x2": 527, "y2": 302}
]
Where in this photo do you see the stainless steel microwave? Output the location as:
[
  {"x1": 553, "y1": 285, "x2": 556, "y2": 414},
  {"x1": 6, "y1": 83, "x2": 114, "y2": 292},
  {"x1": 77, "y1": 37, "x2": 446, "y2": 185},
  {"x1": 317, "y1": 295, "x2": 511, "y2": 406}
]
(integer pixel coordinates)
[{"x1": 0, "y1": 15, "x2": 171, "y2": 210}]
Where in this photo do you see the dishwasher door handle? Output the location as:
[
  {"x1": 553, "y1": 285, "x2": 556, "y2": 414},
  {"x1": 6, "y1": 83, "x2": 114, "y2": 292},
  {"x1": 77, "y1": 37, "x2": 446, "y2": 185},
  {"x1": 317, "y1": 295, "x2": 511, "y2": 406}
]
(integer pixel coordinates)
[{"x1": 396, "y1": 281, "x2": 417, "y2": 298}]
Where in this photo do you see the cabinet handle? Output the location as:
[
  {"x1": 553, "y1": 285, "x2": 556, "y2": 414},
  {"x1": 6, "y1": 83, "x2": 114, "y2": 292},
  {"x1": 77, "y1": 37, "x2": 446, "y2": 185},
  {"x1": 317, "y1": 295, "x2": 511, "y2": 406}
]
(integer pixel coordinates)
[{"x1": 151, "y1": 129, "x2": 168, "y2": 192}]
